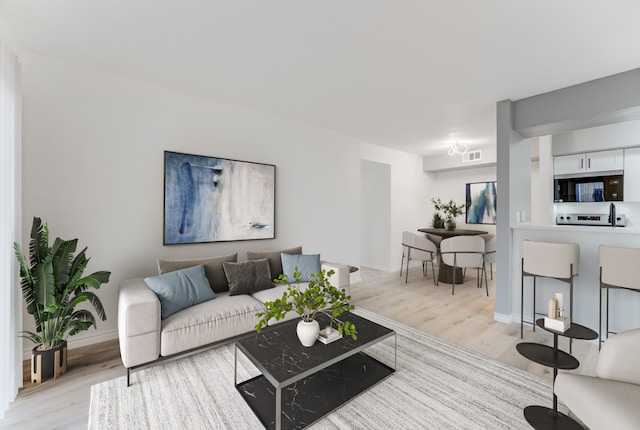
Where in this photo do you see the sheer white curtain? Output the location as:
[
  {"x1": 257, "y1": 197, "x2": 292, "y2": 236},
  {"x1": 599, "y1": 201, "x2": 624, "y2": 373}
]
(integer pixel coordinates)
[{"x1": 0, "y1": 39, "x2": 22, "y2": 420}]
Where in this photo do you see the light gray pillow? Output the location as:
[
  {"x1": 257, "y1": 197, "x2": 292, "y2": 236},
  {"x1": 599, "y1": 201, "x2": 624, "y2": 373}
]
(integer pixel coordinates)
[
  {"x1": 145, "y1": 264, "x2": 215, "y2": 319},
  {"x1": 223, "y1": 258, "x2": 274, "y2": 296},
  {"x1": 246, "y1": 246, "x2": 302, "y2": 279},
  {"x1": 157, "y1": 253, "x2": 237, "y2": 293},
  {"x1": 281, "y1": 253, "x2": 321, "y2": 283}
]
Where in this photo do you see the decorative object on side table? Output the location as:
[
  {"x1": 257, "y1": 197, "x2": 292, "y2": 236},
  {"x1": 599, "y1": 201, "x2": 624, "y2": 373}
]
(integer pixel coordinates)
[
  {"x1": 255, "y1": 267, "x2": 357, "y2": 347},
  {"x1": 14, "y1": 217, "x2": 111, "y2": 383},
  {"x1": 431, "y1": 197, "x2": 465, "y2": 231},
  {"x1": 544, "y1": 292, "x2": 570, "y2": 332}
]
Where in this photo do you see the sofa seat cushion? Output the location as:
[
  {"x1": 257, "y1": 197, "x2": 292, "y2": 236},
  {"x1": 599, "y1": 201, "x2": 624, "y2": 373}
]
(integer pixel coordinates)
[
  {"x1": 159, "y1": 292, "x2": 265, "y2": 356},
  {"x1": 555, "y1": 373, "x2": 640, "y2": 430}
]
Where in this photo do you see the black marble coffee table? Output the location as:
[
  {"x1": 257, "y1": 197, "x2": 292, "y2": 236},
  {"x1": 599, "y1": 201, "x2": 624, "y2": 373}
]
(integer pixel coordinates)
[{"x1": 234, "y1": 312, "x2": 396, "y2": 430}]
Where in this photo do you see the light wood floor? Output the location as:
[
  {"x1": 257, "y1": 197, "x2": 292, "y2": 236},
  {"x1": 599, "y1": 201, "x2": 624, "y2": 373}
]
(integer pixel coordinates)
[{"x1": 0, "y1": 264, "x2": 599, "y2": 430}]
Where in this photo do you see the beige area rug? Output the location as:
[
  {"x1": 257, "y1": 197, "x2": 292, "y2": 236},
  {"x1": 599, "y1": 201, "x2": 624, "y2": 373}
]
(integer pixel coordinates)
[{"x1": 89, "y1": 308, "x2": 558, "y2": 429}]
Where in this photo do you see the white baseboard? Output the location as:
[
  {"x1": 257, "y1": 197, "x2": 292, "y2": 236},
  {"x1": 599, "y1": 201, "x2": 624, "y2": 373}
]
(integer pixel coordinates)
[
  {"x1": 22, "y1": 329, "x2": 119, "y2": 360},
  {"x1": 493, "y1": 312, "x2": 514, "y2": 324}
]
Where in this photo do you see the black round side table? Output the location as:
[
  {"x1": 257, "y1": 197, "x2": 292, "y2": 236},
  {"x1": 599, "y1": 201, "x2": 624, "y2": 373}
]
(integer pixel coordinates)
[{"x1": 516, "y1": 319, "x2": 597, "y2": 429}]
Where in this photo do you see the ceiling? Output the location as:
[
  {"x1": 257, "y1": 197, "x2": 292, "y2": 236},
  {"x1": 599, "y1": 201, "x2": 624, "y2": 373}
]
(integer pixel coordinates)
[{"x1": 2, "y1": 1, "x2": 640, "y2": 156}]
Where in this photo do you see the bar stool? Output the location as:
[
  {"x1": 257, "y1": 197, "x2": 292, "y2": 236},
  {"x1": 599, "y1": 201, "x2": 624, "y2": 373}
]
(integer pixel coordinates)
[
  {"x1": 521, "y1": 240, "x2": 579, "y2": 351},
  {"x1": 599, "y1": 245, "x2": 640, "y2": 350}
]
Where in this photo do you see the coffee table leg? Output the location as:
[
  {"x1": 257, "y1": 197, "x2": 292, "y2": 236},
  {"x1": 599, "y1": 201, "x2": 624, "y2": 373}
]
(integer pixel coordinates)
[
  {"x1": 234, "y1": 345, "x2": 237, "y2": 386},
  {"x1": 275, "y1": 387, "x2": 282, "y2": 430}
]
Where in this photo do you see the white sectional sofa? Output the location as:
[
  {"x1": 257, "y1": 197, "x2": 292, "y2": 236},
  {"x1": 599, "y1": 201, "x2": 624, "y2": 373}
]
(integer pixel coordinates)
[
  {"x1": 554, "y1": 328, "x2": 640, "y2": 430},
  {"x1": 118, "y1": 247, "x2": 350, "y2": 386}
]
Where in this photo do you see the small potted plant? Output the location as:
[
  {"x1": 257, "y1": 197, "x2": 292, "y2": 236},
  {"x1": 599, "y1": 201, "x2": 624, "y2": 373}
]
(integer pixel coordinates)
[
  {"x1": 255, "y1": 268, "x2": 357, "y2": 347},
  {"x1": 431, "y1": 197, "x2": 465, "y2": 231},
  {"x1": 14, "y1": 217, "x2": 111, "y2": 383},
  {"x1": 432, "y1": 212, "x2": 445, "y2": 229}
]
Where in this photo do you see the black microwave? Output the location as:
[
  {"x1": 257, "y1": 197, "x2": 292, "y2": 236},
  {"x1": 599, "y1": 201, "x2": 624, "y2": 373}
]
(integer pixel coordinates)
[{"x1": 554, "y1": 174, "x2": 623, "y2": 202}]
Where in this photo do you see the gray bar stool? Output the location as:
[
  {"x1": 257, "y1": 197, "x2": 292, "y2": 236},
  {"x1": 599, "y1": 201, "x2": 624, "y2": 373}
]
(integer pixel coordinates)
[
  {"x1": 521, "y1": 240, "x2": 579, "y2": 351},
  {"x1": 599, "y1": 245, "x2": 640, "y2": 350}
]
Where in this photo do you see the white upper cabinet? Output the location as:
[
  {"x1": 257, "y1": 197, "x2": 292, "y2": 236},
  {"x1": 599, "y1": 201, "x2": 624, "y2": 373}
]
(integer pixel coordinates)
[
  {"x1": 586, "y1": 149, "x2": 624, "y2": 173},
  {"x1": 624, "y1": 147, "x2": 640, "y2": 202},
  {"x1": 554, "y1": 149, "x2": 624, "y2": 176},
  {"x1": 553, "y1": 153, "x2": 587, "y2": 175}
]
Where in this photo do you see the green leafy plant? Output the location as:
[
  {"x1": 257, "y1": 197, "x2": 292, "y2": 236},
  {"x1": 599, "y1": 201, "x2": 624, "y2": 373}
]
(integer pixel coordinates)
[
  {"x1": 255, "y1": 267, "x2": 357, "y2": 340},
  {"x1": 14, "y1": 217, "x2": 111, "y2": 349},
  {"x1": 432, "y1": 212, "x2": 445, "y2": 228},
  {"x1": 431, "y1": 197, "x2": 465, "y2": 221}
]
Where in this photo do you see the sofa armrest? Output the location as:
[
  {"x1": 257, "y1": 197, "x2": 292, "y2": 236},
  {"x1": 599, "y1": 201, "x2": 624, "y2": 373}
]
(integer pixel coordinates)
[
  {"x1": 597, "y1": 328, "x2": 640, "y2": 385},
  {"x1": 118, "y1": 278, "x2": 161, "y2": 368},
  {"x1": 321, "y1": 261, "x2": 351, "y2": 296}
]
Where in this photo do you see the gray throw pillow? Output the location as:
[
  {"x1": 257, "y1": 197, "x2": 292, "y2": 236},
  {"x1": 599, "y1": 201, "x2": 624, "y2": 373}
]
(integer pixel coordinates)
[
  {"x1": 246, "y1": 246, "x2": 302, "y2": 279},
  {"x1": 157, "y1": 253, "x2": 237, "y2": 293},
  {"x1": 223, "y1": 258, "x2": 274, "y2": 296},
  {"x1": 144, "y1": 264, "x2": 216, "y2": 319}
]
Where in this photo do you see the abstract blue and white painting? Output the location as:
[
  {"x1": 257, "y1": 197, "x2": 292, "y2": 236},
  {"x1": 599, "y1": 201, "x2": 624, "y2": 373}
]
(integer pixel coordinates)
[
  {"x1": 164, "y1": 151, "x2": 275, "y2": 244},
  {"x1": 465, "y1": 181, "x2": 497, "y2": 225}
]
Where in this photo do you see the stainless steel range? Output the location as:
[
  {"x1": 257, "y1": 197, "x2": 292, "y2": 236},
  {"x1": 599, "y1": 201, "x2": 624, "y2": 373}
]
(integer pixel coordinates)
[{"x1": 556, "y1": 213, "x2": 626, "y2": 227}]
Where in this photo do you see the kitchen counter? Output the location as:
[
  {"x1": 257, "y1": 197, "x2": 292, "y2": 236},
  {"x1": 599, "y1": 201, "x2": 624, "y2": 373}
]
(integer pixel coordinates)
[
  {"x1": 511, "y1": 223, "x2": 640, "y2": 340},
  {"x1": 512, "y1": 223, "x2": 640, "y2": 234}
]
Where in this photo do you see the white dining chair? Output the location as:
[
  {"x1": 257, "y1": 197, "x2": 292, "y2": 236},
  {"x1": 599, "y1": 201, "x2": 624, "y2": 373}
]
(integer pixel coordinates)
[
  {"x1": 483, "y1": 235, "x2": 496, "y2": 280},
  {"x1": 401, "y1": 232, "x2": 438, "y2": 284},
  {"x1": 400, "y1": 231, "x2": 412, "y2": 278},
  {"x1": 440, "y1": 236, "x2": 487, "y2": 296}
]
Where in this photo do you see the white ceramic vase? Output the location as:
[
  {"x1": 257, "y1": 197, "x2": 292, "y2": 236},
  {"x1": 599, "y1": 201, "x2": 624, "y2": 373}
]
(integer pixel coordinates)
[{"x1": 296, "y1": 319, "x2": 320, "y2": 347}]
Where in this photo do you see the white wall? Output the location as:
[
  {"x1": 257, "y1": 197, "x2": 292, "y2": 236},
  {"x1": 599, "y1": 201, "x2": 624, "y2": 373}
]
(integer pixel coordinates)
[
  {"x1": 360, "y1": 160, "x2": 391, "y2": 271},
  {"x1": 429, "y1": 166, "x2": 497, "y2": 235},
  {"x1": 360, "y1": 143, "x2": 432, "y2": 272},
  {"x1": 552, "y1": 120, "x2": 640, "y2": 155},
  {"x1": 19, "y1": 51, "x2": 364, "y2": 356},
  {"x1": 422, "y1": 143, "x2": 497, "y2": 172}
]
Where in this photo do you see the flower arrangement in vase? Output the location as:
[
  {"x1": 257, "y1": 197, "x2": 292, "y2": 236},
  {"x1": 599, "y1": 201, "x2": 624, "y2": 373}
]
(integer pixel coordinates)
[{"x1": 431, "y1": 197, "x2": 465, "y2": 231}]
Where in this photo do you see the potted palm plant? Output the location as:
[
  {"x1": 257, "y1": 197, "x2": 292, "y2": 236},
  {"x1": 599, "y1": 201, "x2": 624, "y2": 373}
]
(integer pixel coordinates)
[
  {"x1": 255, "y1": 268, "x2": 357, "y2": 347},
  {"x1": 14, "y1": 217, "x2": 111, "y2": 383}
]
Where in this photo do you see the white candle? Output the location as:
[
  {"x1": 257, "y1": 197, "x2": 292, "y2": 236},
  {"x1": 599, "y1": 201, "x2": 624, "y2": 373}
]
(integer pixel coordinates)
[
  {"x1": 548, "y1": 298, "x2": 557, "y2": 319},
  {"x1": 555, "y1": 292, "x2": 564, "y2": 310}
]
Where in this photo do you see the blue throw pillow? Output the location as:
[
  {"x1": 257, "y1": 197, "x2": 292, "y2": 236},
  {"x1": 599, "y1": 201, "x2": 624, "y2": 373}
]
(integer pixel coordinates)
[
  {"x1": 281, "y1": 253, "x2": 321, "y2": 283},
  {"x1": 144, "y1": 264, "x2": 215, "y2": 319}
]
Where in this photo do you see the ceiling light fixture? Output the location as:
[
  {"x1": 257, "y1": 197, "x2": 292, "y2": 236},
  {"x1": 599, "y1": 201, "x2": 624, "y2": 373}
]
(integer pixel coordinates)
[{"x1": 448, "y1": 141, "x2": 468, "y2": 156}]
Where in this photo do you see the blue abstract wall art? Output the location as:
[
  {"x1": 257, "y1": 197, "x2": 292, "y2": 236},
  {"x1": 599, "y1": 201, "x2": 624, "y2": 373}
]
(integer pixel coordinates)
[
  {"x1": 164, "y1": 151, "x2": 275, "y2": 244},
  {"x1": 465, "y1": 181, "x2": 497, "y2": 225}
]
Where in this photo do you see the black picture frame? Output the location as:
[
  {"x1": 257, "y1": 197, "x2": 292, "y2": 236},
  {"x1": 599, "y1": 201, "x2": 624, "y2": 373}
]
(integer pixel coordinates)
[
  {"x1": 163, "y1": 151, "x2": 276, "y2": 245},
  {"x1": 465, "y1": 181, "x2": 497, "y2": 225}
]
